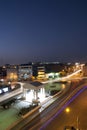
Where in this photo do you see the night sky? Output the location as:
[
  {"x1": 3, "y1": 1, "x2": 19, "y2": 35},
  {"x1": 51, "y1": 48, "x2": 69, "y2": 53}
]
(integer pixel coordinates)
[{"x1": 0, "y1": 0, "x2": 87, "y2": 65}]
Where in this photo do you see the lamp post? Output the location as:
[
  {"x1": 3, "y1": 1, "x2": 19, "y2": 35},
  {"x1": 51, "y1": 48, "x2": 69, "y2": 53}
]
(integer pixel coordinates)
[
  {"x1": 65, "y1": 107, "x2": 80, "y2": 130},
  {"x1": 76, "y1": 116, "x2": 79, "y2": 130}
]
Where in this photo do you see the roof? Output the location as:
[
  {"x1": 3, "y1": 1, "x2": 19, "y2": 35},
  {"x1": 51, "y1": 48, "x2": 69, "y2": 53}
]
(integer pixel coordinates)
[
  {"x1": 30, "y1": 81, "x2": 43, "y2": 87},
  {"x1": 23, "y1": 81, "x2": 44, "y2": 90}
]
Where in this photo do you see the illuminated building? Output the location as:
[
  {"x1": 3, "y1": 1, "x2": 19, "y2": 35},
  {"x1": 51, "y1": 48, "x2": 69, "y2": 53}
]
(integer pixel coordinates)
[
  {"x1": 18, "y1": 64, "x2": 32, "y2": 80},
  {"x1": 6, "y1": 65, "x2": 18, "y2": 81},
  {"x1": 37, "y1": 66, "x2": 46, "y2": 80},
  {"x1": 83, "y1": 63, "x2": 87, "y2": 76}
]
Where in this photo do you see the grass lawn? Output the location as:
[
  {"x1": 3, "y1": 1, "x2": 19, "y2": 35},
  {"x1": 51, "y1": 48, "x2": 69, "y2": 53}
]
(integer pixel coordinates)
[{"x1": 0, "y1": 107, "x2": 21, "y2": 130}]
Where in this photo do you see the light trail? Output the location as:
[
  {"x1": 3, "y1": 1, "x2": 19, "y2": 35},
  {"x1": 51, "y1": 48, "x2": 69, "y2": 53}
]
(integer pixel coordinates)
[
  {"x1": 63, "y1": 69, "x2": 82, "y2": 79},
  {"x1": 42, "y1": 69, "x2": 82, "y2": 84},
  {"x1": 40, "y1": 86, "x2": 87, "y2": 130}
]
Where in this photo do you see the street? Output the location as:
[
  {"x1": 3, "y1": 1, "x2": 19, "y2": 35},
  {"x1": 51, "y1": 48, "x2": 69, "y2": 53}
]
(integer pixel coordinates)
[
  {"x1": 42, "y1": 86, "x2": 87, "y2": 130},
  {"x1": 16, "y1": 80, "x2": 85, "y2": 130}
]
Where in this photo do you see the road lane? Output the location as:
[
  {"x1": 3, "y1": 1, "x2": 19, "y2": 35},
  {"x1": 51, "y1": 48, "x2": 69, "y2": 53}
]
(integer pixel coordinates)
[{"x1": 43, "y1": 86, "x2": 87, "y2": 130}]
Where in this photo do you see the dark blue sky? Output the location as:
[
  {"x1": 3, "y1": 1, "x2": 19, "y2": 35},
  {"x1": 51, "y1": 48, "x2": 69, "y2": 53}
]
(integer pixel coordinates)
[{"x1": 0, "y1": 0, "x2": 87, "y2": 65}]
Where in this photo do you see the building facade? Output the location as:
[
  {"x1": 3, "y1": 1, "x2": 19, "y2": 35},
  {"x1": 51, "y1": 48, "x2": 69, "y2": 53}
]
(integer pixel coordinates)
[
  {"x1": 18, "y1": 64, "x2": 32, "y2": 80},
  {"x1": 6, "y1": 65, "x2": 18, "y2": 81},
  {"x1": 37, "y1": 66, "x2": 46, "y2": 80}
]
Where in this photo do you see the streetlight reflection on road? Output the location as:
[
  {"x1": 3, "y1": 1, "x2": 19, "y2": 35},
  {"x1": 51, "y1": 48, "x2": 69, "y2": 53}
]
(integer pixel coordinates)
[{"x1": 62, "y1": 84, "x2": 66, "y2": 89}]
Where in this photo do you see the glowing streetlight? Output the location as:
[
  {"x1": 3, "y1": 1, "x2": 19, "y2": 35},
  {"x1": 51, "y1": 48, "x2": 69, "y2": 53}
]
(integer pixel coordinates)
[
  {"x1": 65, "y1": 107, "x2": 80, "y2": 130},
  {"x1": 65, "y1": 107, "x2": 70, "y2": 113}
]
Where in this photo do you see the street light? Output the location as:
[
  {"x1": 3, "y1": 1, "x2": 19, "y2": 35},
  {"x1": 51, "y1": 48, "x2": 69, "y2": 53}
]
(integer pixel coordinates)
[
  {"x1": 65, "y1": 107, "x2": 70, "y2": 113},
  {"x1": 65, "y1": 107, "x2": 80, "y2": 130}
]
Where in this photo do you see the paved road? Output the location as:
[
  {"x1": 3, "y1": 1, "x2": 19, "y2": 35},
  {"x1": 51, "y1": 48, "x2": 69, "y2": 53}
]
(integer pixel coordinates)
[
  {"x1": 42, "y1": 86, "x2": 87, "y2": 130},
  {"x1": 0, "y1": 86, "x2": 23, "y2": 105},
  {"x1": 16, "y1": 80, "x2": 84, "y2": 130}
]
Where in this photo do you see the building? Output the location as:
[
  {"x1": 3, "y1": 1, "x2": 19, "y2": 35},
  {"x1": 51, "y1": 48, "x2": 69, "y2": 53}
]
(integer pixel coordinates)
[
  {"x1": 18, "y1": 64, "x2": 32, "y2": 80},
  {"x1": 6, "y1": 65, "x2": 18, "y2": 81},
  {"x1": 83, "y1": 63, "x2": 87, "y2": 76},
  {"x1": 32, "y1": 62, "x2": 67, "y2": 80},
  {"x1": 37, "y1": 66, "x2": 46, "y2": 80},
  {"x1": 0, "y1": 66, "x2": 6, "y2": 79}
]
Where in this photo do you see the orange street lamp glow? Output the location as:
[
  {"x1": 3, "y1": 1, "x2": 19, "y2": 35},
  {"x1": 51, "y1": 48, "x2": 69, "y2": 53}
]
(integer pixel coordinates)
[{"x1": 65, "y1": 107, "x2": 70, "y2": 113}]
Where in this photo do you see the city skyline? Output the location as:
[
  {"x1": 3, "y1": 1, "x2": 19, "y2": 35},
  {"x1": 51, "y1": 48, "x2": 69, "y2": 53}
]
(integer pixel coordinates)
[{"x1": 0, "y1": 0, "x2": 87, "y2": 65}]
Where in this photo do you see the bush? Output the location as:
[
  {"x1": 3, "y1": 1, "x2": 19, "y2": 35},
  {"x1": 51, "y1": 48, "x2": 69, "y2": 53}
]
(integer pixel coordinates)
[
  {"x1": 18, "y1": 104, "x2": 38, "y2": 116},
  {"x1": 49, "y1": 90, "x2": 60, "y2": 96}
]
